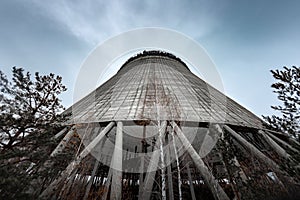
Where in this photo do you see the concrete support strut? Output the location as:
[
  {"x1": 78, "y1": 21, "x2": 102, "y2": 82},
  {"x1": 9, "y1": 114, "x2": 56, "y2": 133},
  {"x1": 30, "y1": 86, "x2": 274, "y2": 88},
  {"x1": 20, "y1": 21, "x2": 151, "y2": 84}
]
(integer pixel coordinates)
[
  {"x1": 139, "y1": 121, "x2": 167, "y2": 200},
  {"x1": 110, "y1": 121, "x2": 123, "y2": 200},
  {"x1": 158, "y1": 121, "x2": 167, "y2": 200},
  {"x1": 223, "y1": 125, "x2": 280, "y2": 170},
  {"x1": 102, "y1": 167, "x2": 113, "y2": 200},
  {"x1": 187, "y1": 162, "x2": 196, "y2": 200},
  {"x1": 83, "y1": 160, "x2": 100, "y2": 200},
  {"x1": 265, "y1": 131, "x2": 298, "y2": 153},
  {"x1": 40, "y1": 121, "x2": 115, "y2": 199},
  {"x1": 166, "y1": 139, "x2": 174, "y2": 200},
  {"x1": 171, "y1": 121, "x2": 230, "y2": 200},
  {"x1": 258, "y1": 130, "x2": 290, "y2": 159},
  {"x1": 53, "y1": 127, "x2": 69, "y2": 139},
  {"x1": 50, "y1": 127, "x2": 74, "y2": 157},
  {"x1": 170, "y1": 127, "x2": 182, "y2": 200}
]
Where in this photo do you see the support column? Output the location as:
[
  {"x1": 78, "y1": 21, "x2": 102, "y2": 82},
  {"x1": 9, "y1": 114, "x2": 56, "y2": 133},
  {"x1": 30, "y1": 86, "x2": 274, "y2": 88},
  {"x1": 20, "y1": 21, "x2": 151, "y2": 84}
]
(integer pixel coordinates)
[
  {"x1": 140, "y1": 149, "x2": 160, "y2": 200},
  {"x1": 265, "y1": 131, "x2": 298, "y2": 153},
  {"x1": 83, "y1": 160, "x2": 100, "y2": 200},
  {"x1": 50, "y1": 127, "x2": 75, "y2": 157},
  {"x1": 223, "y1": 125, "x2": 280, "y2": 170},
  {"x1": 53, "y1": 127, "x2": 69, "y2": 139},
  {"x1": 263, "y1": 129, "x2": 300, "y2": 147},
  {"x1": 158, "y1": 121, "x2": 167, "y2": 200},
  {"x1": 140, "y1": 121, "x2": 167, "y2": 200},
  {"x1": 40, "y1": 121, "x2": 115, "y2": 199},
  {"x1": 102, "y1": 167, "x2": 112, "y2": 200},
  {"x1": 138, "y1": 125, "x2": 146, "y2": 197},
  {"x1": 170, "y1": 127, "x2": 182, "y2": 200},
  {"x1": 187, "y1": 163, "x2": 196, "y2": 200},
  {"x1": 166, "y1": 134, "x2": 174, "y2": 200},
  {"x1": 171, "y1": 121, "x2": 230, "y2": 200},
  {"x1": 110, "y1": 121, "x2": 123, "y2": 200},
  {"x1": 258, "y1": 130, "x2": 290, "y2": 159}
]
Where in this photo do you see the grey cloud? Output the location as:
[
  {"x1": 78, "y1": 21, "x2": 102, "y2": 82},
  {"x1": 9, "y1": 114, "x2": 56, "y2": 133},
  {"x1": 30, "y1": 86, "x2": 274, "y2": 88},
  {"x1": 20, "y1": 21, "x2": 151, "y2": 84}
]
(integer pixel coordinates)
[{"x1": 31, "y1": 0, "x2": 223, "y2": 44}]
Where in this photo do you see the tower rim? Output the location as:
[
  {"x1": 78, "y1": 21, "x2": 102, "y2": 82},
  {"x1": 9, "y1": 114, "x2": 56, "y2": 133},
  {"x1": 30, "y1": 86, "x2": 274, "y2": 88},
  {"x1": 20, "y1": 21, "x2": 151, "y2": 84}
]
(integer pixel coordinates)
[{"x1": 118, "y1": 50, "x2": 191, "y2": 72}]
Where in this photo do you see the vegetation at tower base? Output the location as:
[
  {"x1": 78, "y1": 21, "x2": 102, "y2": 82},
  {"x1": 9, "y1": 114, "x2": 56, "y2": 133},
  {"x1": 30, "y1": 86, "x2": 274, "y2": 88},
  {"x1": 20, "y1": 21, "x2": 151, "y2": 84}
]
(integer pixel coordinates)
[
  {"x1": 0, "y1": 67, "x2": 71, "y2": 199},
  {"x1": 263, "y1": 66, "x2": 300, "y2": 141}
]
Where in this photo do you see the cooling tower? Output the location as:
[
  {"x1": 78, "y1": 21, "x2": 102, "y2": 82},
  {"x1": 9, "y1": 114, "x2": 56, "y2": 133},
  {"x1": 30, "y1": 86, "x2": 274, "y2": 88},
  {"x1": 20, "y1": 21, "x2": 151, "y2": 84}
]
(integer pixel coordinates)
[{"x1": 40, "y1": 51, "x2": 300, "y2": 200}]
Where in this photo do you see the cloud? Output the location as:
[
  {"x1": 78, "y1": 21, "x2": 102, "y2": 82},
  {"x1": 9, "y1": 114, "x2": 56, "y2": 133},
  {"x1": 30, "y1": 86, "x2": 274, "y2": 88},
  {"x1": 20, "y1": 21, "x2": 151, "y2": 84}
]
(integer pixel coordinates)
[
  {"x1": 27, "y1": 0, "x2": 229, "y2": 108},
  {"x1": 32, "y1": 0, "x2": 222, "y2": 45},
  {"x1": 4, "y1": 0, "x2": 297, "y2": 116}
]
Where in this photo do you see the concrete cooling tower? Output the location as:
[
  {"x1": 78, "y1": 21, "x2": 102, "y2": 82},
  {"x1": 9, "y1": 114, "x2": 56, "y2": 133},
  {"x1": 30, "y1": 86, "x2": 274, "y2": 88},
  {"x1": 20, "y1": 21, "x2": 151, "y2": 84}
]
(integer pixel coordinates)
[{"x1": 40, "y1": 51, "x2": 300, "y2": 200}]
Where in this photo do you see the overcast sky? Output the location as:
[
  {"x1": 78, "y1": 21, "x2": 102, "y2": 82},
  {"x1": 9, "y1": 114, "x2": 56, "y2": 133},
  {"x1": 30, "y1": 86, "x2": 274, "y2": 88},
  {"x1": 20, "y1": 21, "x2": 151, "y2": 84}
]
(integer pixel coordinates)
[{"x1": 0, "y1": 0, "x2": 299, "y2": 118}]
